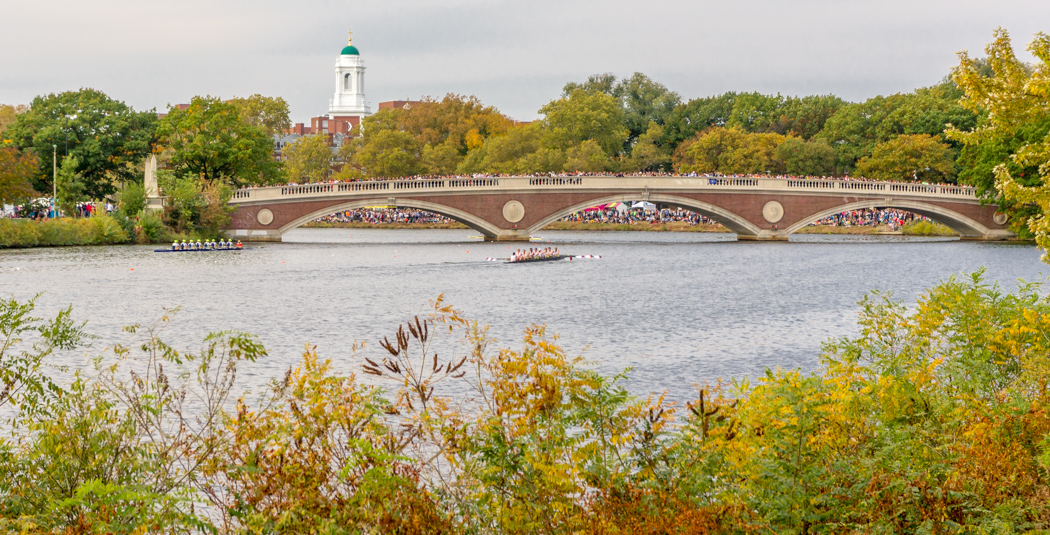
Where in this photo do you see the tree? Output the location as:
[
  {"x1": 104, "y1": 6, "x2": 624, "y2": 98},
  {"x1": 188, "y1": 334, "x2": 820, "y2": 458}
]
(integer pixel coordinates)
[
  {"x1": 726, "y1": 92, "x2": 784, "y2": 133},
  {"x1": 674, "y1": 127, "x2": 785, "y2": 174},
  {"x1": 769, "y1": 95, "x2": 846, "y2": 139},
  {"x1": 229, "y1": 94, "x2": 291, "y2": 136},
  {"x1": 458, "y1": 123, "x2": 546, "y2": 174},
  {"x1": 625, "y1": 122, "x2": 672, "y2": 172},
  {"x1": 282, "y1": 134, "x2": 332, "y2": 183},
  {"x1": 948, "y1": 29, "x2": 1050, "y2": 258},
  {"x1": 540, "y1": 89, "x2": 628, "y2": 157},
  {"x1": 563, "y1": 140, "x2": 613, "y2": 172},
  {"x1": 157, "y1": 96, "x2": 279, "y2": 186},
  {"x1": 855, "y1": 134, "x2": 956, "y2": 182},
  {"x1": 55, "y1": 156, "x2": 88, "y2": 216},
  {"x1": 5, "y1": 89, "x2": 157, "y2": 198},
  {"x1": 816, "y1": 95, "x2": 906, "y2": 173},
  {"x1": 0, "y1": 148, "x2": 38, "y2": 204},
  {"x1": 562, "y1": 73, "x2": 681, "y2": 150},
  {"x1": 344, "y1": 130, "x2": 421, "y2": 178},
  {"x1": 0, "y1": 104, "x2": 27, "y2": 137},
  {"x1": 347, "y1": 95, "x2": 514, "y2": 176},
  {"x1": 664, "y1": 92, "x2": 737, "y2": 148},
  {"x1": 776, "y1": 137, "x2": 838, "y2": 176}
]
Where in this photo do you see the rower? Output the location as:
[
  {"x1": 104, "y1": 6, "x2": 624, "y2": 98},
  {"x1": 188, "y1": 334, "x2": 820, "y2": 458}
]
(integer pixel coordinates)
[{"x1": 171, "y1": 240, "x2": 178, "y2": 251}]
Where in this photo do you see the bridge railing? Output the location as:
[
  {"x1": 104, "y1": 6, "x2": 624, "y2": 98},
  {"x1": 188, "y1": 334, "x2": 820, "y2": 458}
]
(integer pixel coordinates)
[{"x1": 231, "y1": 176, "x2": 978, "y2": 202}]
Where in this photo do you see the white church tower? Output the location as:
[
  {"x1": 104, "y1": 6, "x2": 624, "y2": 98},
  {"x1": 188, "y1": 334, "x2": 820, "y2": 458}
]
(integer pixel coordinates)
[{"x1": 328, "y1": 29, "x2": 371, "y2": 127}]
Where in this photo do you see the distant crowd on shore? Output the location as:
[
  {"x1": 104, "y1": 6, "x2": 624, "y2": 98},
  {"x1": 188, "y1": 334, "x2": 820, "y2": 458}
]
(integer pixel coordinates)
[
  {"x1": 4, "y1": 202, "x2": 114, "y2": 220},
  {"x1": 810, "y1": 208, "x2": 928, "y2": 230},
  {"x1": 310, "y1": 205, "x2": 930, "y2": 231},
  {"x1": 316, "y1": 208, "x2": 455, "y2": 225}
]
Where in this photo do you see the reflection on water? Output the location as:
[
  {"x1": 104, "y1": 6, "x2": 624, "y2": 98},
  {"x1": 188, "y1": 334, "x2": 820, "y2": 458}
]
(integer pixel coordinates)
[{"x1": 1, "y1": 229, "x2": 1044, "y2": 401}]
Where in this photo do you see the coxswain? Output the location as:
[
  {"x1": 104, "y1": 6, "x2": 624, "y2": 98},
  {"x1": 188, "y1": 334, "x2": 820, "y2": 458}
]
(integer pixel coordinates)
[{"x1": 235, "y1": 240, "x2": 243, "y2": 249}]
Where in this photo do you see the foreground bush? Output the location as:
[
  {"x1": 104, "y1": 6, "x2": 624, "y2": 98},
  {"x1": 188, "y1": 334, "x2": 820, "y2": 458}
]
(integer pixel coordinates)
[
  {"x1": 0, "y1": 273, "x2": 1048, "y2": 533},
  {"x1": 0, "y1": 216, "x2": 129, "y2": 249}
]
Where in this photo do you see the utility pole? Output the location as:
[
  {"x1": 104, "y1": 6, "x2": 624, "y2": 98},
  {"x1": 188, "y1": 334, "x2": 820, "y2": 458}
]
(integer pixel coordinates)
[{"x1": 52, "y1": 145, "x2": 57, "y2": 218}]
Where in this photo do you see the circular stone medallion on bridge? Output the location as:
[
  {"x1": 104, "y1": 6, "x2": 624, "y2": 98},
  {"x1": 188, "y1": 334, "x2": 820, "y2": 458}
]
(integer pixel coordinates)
[
  {"x1": 256, "y1": 208, "x2": 274, "y2": 226},
  {"x1": 762, "y1": 201, "x2": 784, "y2": 224},
  {"x1": 993, "y1": 211, "x2": 1009, "y2": 225},
  {"x1": 502, "y1": 200, "x2": 525, "y2": 224}
]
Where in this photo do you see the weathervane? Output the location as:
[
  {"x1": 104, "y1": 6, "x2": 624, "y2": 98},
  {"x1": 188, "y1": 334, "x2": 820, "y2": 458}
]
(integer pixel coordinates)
[{"x1": 348, "y1": 28, "x2": 353, "y2": 45}]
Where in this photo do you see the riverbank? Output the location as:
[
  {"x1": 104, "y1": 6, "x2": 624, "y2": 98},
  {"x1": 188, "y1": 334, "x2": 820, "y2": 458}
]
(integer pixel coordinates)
[
  {"x1": 0, "y1": 216, "x2": 130, "y2": 248},
  {"x1": 305, "y1": 219, "x2": 959, "y2": 236}
]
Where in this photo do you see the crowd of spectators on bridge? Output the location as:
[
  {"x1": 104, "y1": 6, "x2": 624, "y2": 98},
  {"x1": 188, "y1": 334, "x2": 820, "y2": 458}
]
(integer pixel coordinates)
[{"x1": 267, "y1": 171, "x2": 967, "y2": 190}]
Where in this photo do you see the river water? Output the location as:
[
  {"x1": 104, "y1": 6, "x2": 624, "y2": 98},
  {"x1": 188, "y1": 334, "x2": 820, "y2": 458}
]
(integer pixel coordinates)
[{"x1": 1, "y1": 229, "x2": 1045, "y2": 401}]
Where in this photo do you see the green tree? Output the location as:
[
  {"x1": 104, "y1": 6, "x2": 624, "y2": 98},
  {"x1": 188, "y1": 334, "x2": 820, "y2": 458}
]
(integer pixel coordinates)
[
  {"x1": 458, "y1": 123, "x2": 548, "y2": 174},
  {"x1": 564, "y1": 140, "x2": 613, "y2": 172},
  {"x1": 229, "y1": 94, "x2": 291, "y2": 136},
  {"x1": 674, "y1": 127, "x2": 786, "y2": 174},
  {"x1": 0, "y1": 148, "x2": 38, "y2": 204},
  {"x1": 948, "y1": 29, "x2": 1050, "y2": 258},
  {"x1": 727, "y1": 92, "x2": 784, "y2": 133},
  {"x1": 855, "y1": 134, "x2": 956, "y2": 182},
  {"x1": 563, "y1": 73, "x2": 681, "y2": 150},
  {"x1": 5, "y1": 89, "x2": 157, "y2": 198},
  {"x1": 157, "y1": 169, "x2": 233, "y2": 236},
  {"x1": 776, "y1": 137, "x2": 838, "y2": 176},
  {"x1": 625, "y1": 122, "x2": 672, "y2": 172},
  {"x1": 157, "y1": 96, "x2": 279, "y2": 186},
  {"x1": 422, "y1": 140, "x2": 461, "y2": 175},
  {"x1": 55, "y1": 156, "x2": 88, "y2": 216},
  {"x1": 343, "y1": 129, "x2": 421, "y2": 178},
  {"x1": 540, "y1": 89, "x2": 628, "y2": 157},
  {"x1": 769, "y1": 95, "x2": 846, "y2": 139},
  {"x1": 664, "y1": 92, "x2": 737, "y2": 148},
  {"x1": 283, "y1": 134, "x2": 332, "y2": 183},
  {"x1": 816, "y1": 95, "x2": 906, "y2": 173}
]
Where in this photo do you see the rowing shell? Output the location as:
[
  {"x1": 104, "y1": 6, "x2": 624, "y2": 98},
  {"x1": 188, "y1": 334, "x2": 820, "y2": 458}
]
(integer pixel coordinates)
[
  {"x1": 485, "y1": 255, "x2": 601, "y2": 263},
  {"x1": 154, "y1": 248, "x2": 247, "y2": 253}
]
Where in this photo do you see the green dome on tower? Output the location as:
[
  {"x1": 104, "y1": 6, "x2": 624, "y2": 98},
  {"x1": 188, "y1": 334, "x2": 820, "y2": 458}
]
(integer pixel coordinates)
[{"x1": 341, "y1": 45, "x2": 360, "y2": 55}]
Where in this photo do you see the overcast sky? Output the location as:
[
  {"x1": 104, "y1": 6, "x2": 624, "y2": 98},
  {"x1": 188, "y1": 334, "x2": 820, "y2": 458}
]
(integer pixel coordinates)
[{"x1": 1, "y1": 0, "x2": 1047, "y2": 121}]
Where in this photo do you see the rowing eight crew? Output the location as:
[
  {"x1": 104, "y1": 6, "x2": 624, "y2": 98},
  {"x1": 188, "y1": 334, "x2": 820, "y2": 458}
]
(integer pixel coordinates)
[
  {"x1": 510, "y1": 247, "x2": 559, "y2": 262},
  {"x1": 171, "y1": 239, "x2": 243, "y2": 251}
]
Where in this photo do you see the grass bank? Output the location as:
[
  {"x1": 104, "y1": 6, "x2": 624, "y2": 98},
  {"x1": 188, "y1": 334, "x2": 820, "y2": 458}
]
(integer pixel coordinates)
[
  {"x1": 0, "y1": 216, "x2": 129, "y2": 248},
  {"x1": 901, "y1": 219, "x2": 959, "y2": 236}
]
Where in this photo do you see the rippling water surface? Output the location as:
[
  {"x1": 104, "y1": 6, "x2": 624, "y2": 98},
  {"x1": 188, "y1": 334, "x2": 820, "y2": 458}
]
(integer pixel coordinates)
[{"x1": 1, "y1": 229, "x2": 1045, "y2": 400}]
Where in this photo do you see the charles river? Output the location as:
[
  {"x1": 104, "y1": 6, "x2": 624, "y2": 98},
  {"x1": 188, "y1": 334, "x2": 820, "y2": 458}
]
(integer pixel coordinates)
[{"x1": 2, "y1": 229, "x2": 1046, "y2": 401}]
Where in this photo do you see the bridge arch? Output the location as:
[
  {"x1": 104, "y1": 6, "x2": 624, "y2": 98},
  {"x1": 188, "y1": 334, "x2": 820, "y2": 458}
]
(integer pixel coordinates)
[
  {"x1": 783, "y1": 199, "x2": 992, "y2": 238},
  {"x1": 274, "y1": 198, "x2": 505, "y2": 238},
  {"x1": 525, "y1": 194, "x2": 763, "y2": 237}
]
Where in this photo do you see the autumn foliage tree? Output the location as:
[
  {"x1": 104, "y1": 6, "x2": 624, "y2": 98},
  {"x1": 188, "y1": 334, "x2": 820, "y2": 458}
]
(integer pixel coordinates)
[{"x1": 949, "y1": 29, "x2": 1050, "y2": 256}]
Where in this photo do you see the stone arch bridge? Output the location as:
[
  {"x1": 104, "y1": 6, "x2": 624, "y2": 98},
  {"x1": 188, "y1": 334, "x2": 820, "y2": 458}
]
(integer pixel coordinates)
[{"x1": 227, "y1": 176, "x2": 1013, "y2": 242}]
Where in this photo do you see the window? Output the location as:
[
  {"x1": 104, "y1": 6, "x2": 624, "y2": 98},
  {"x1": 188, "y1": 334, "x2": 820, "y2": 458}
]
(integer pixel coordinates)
[{"x1": 344, "y1": 73, "x2": 351, "y2": 91}]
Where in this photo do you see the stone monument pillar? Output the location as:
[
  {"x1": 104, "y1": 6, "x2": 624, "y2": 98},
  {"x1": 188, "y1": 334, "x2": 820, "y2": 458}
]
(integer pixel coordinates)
[{"x1": 144, "y1": 154, "x2": 165, "y2": 212}]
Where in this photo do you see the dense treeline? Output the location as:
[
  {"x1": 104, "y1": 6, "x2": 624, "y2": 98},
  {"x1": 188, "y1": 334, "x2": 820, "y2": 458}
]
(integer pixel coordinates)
[
  {"x1": 331, "y1": 75, "x2": 977, "y2": 184},
  {"x1": 1, "y1": 272, "x2": 1048, "y2": 533}
]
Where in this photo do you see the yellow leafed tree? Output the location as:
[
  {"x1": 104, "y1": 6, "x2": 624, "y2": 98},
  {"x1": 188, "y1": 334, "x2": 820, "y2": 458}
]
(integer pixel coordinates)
[{"x1": 948, "y1": 29, "x2": 1050, "y2": 259}]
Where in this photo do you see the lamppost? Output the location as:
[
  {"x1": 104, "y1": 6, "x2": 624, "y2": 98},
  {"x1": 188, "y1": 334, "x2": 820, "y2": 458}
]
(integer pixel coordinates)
[{"x1": 52, "y1": 145, "x2": 57, "y2": 218}]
